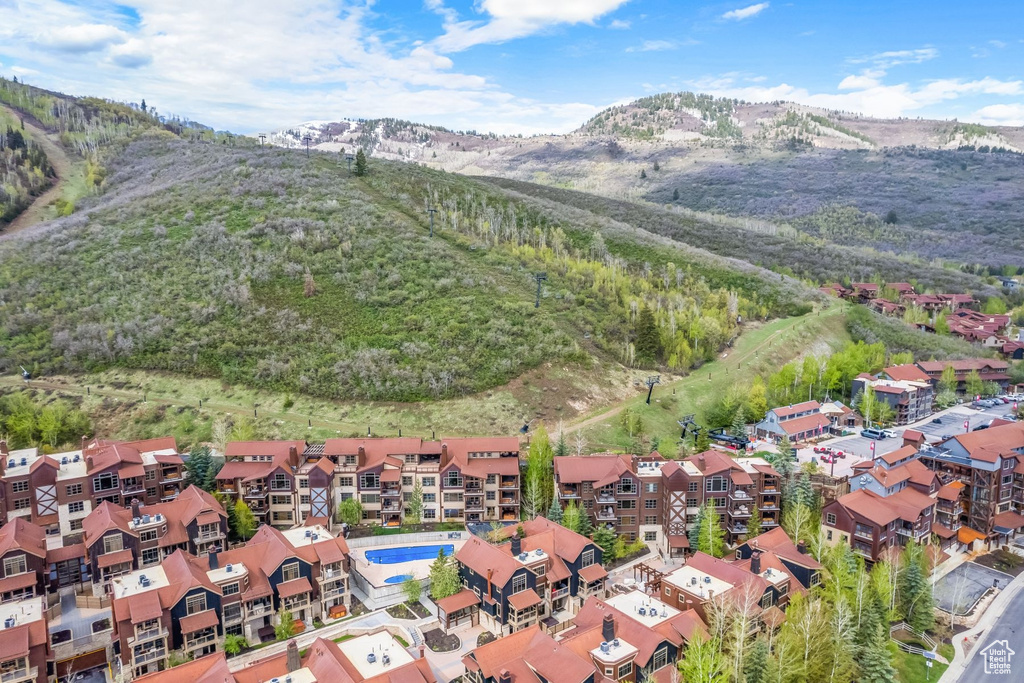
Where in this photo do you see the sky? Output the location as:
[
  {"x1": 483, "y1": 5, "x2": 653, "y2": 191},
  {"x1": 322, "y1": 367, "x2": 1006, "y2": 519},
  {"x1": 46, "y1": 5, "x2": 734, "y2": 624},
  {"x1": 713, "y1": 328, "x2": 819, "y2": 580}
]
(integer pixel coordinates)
[{"x1": 2, "y1": 0, "x2": 1024, "y2": 135}]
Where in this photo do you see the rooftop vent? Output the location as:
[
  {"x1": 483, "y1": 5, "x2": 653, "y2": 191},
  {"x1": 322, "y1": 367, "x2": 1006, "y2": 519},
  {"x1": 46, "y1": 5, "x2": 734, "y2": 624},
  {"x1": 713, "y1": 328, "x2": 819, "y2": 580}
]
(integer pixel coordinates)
[
  {"x1": 600, "y1": 641, "x2": 610, "y2": 654},
  {"x1": 6, "y1": 460, "x2": 13, "y2": 468},
  {"x1": 74, "y1": 455, "x2": 80, "y2": 462},
  {"x1": 704, "y1": 576, "x2": 711, "y2": 584},
  {"x1": 19, "y1": 458, "x2": 26, "y2": 466},
  {"x1": 638, "y1": 607, "x2": 646, "y2": 616},
  {"x1": 367, "y1": 652, "x2": 377, "y2": 664},
  {"x1": 226, "y1": 564, "x2": 233, "y2": 573},
  {"x1": 382, "y1": 652, "x2": 391, "y2": 666},
  {"x1": 690, "y1": 577, "x2": 697, "y2": 586},
  {"x1": 304, "y1": 530, "x2": 312, "y2": 538},
  {"x1": 613, "y1": 638, "x2": 620, "y2": 647},
  {"x1": 518, "y1": 553, "x2": 527, "y2": 560},
  {"x1": 62, "y1": 457, "x2": 69, "y2": 465},
  {"x1": 3, "y1": 617, "x2": 15, "y2": 628},
  {"x1": 139, "y1": 575, "x2": 151, "y2": 587},
  {"x1": 535, "y1": 549, "x2": 543, "y2": 556},
  {"x1": 142, "y1": 515, "x2": 151, "y2": 524}
]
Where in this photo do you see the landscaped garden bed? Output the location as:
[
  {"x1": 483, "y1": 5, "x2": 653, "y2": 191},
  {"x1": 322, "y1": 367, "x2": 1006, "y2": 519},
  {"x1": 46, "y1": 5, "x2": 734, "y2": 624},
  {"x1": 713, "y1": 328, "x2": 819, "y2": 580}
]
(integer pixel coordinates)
[
  {"x1": 422, "y1": 627, "x2": 460, "y2": 653},
  {"x1": 386, "y1": 601, "x2": 431, "y2": 620}
]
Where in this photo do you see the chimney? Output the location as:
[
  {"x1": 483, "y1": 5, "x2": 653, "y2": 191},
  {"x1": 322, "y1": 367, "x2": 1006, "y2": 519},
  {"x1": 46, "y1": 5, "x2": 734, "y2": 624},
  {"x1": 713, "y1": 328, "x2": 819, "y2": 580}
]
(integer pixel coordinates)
[
  {"x1": 289, "y1": 445, "x2": 299, "y2": 467},
  {"x1": 357, "y1": 445, "x2": 366, "y2": 467},
  {"x1": 498, "y1": 671, "x2": 512, "y2": 683},
  {"x1": 286, "y1": 640, "x2": 301, "y2": 672},
  {"x1": 208, "y1": 550, "x2": 219, "y2": 570},
  {"x1": 440, "y1": 443, "x2": 450, "y2": 468},
  {"x1": 797, "y1": 540, "x2": 807, "y2": 555},
  {"x1": 0, "y1": 440, "x2": 7, "y2": 457},
  {"x1": 418, "y1": 645, "x2": 425, "y2": 659},
  {"x1": 486, "y1": 568, "x2": 493, "y2": 602},
  {"x1": 750, "y1": 549, "x2": 761, "y2": 575},
  {"x1": 602, "y1": 613, "x2": 615, "y2": 642},
  {"x1": 510, "y1": 535, "x2": 521, "y2": 556},
  {"x1": 131, "y1": 498, "x2": 141, "y2": 519},
  {"x1": 81, "y1": 435, "x2": 88, "y2": 452}
]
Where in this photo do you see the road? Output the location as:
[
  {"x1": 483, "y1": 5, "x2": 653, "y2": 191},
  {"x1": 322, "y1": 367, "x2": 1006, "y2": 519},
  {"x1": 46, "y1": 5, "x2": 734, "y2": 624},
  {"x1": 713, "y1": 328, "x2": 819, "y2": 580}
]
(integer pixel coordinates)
[
  {"x1": 0, "y1": 103, "x2": 73, "y2": 235},
  {"x1": 956, "y1": 581, "x2": 1024, "y2": 680},
  {"x1": 795, "y1": 402, "x2": 1015, "y2": 477}
]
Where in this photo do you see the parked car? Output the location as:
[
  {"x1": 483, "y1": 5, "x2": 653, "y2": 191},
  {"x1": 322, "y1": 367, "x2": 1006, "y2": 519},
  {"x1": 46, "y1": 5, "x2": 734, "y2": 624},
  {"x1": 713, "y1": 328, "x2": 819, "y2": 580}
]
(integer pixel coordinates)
[
  {"x1": 931, "y1": 418, "x2": 943, "y2": 424},
  {"x1": 882, "y1": 429, "x2": 898, "y2": 438},
  {"x1": 1002, "y1": 414, "x2": 1018, "y2": 421},
  {"x1": 861, "y1": 428, "x2": 886, "y2": 439}
]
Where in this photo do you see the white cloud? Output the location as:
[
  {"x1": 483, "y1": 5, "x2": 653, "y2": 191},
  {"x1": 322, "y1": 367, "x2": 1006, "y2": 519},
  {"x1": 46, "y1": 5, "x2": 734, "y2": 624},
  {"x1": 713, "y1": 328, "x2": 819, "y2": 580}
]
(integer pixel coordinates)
[
  {"x1": 850, "y1": 47, "x2": 938, "y2": 69},
  {"x1": 35, "y1": 23, "x2": 127, "y2": 53},
  {"x1": 989, "y1": 39, "x2": 1007, "y2": 49},
  {"x1": 431, "y1": 0, "x2": 630, "y2": 52},
  {"x1": 971, "y1": 103, "x2": 1024, "y2": 126},
  {"x1": 608, "y1": 19, "x2": 631, "y2": 30},
  {"x1": 721, "y1": 3, "x2": 769, "y2": 21},
  {"x1": 626, "y1": 40, "x2": 676, "y2": 53},
  {"x1": 107, "y1": 39, "x2": 152, "y2": 68},
  {"x1": 838, "y1": 74, "x2": 881, "y2": 90}
]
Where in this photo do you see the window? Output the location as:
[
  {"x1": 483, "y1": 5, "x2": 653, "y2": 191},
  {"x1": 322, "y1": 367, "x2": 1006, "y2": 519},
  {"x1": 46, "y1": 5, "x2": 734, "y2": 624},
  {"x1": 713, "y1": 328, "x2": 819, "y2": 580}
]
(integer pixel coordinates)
[
  {"x1": 826, "y1": 530, "x2": 833, "y2": 541},
  {"x1": 146, "y1": 487, "x2": 156, "y2": 498},
  {"x1": 344, "y1": 455, "x2": 357, "y2": 465},
  {"x1": 186, "y1": 593, "x2": 207, "y2": 615},
  {"x1": 338, "y1": 477, "x2": 354, "y2": 487},
  {"x1": 361, "y1": 494, "x2": 380, "y2": 504},
  {"x1": 444, "y1": 471, "x2": 463, "y2": 487},
  {"x1": 621, "y1": 516, "x2": 635, "y2": 527},
  {"x1": 223, "y1": 603, "x2": 242, "y2": 622},
  {"x1": 826, "y1": 513, "x2": 837, "y2": 526},
  {"x1": 617, "y1": 662, "x2": 632, "y2": 679},
  {"x1": 687, "y1": 498, "x2": 698, "y2": 508},
  {"x1": 644, "y1": 531, "x2": 657, "y2": 541},
  {"x1": 422, "y1": 477, "x2": 435, "y2": 487},
  {"x1": 140, "y1": 530, "x2": 157, "y2": 543},
  {"x1": 141, "y1": 548, "x2": 159, "y2": 565},
  {"x1": 298, "y1": 478, "x2": 308, "y2": 489},
  {"x1": 271, "y1": 473, "x2": 290, "y2": 490},
  {"x1": 444, "y1": 492, "x2": 464, "y2": 503},
  {"x1": 423, "y1": 493, "x2": 436, "y2": 503},
  {"x1": 145, "y1": 469, "x2": 156, "y2": 481},
  {"x1": 646, "y1": 483, "x2": 658, "y2": 493},
  {"x1": 11, "y1": 481, "x2": 28, "y2": 493},
  {"x1": 810, "y1": 572, "x2": 821, "y2": 587},
  {"x1": 359, "y1": 473, "x2": 380, "y2": 489},
  {"x1": 644, "y1": 499, "x2": 658, "y2": 509},
  {"x1": 339, "y1": 492, "x2": 353, "y2": 501},
  {"x1": 761, "y1": 593, "x2": 772, "y2": 609},
  {"x1": 582, "y1": 550, "x2": 595, "y2": 567},
  {"x1": 68, "y1": 501, "x2": 85, "y2": 514},
  {"x1": 402, "y1": 476, "x2": 413, "y2": 486},
  {"x1": 617, "y1": 500, "x2": 636, "y2": 509},
  {"x1": 1004, "y1": 460, "x2": 1013, "y2": 470},
  {"x1": 706, "y1": 476, "x2": 727, "y2": 492},
  {"x1": 485, "y1": 491, "x2": 495, "y2": 501},
  {"x1": 65, "y1": 483, "x2": 83, "y2": 496},
  {"x1": 511, "y1": 574, "x2": 527, "y2": 595},
  {"x1": 1002, "y1": 475, "x2": 1013, "y2": 485},
  {"x1": 653, "y1": 648, "x2": 668, "y2": 670},
  {"x1": 272, "y1": 511, "x2": 293, "y2": 522},
  {"x1": 404, "y1": 455, "x2": 417, "y2": 464},
  {"x1": 688, "y1": 482, "x2": 698, "y2": 492},
  {"x1": 282, "y1": 562, "x2": 300, "y2": 582},
  {"x1": 69, "y1": 519, "x2": 83, "y2": 531},
  {"x1": 103, "y1": 535, "x2": 124, "y2": 554},
  {"x1": 13, "y1": 498, "x2": 30, "y2": 511},
  {"x1": 665, "y1": 587, "x2": 672, "y2": 597},
  {"x1": 300, "y1": 495, "x2": 310, "y2": 505},
  {"x1": 616, "y1": 478, "x2": 637, "y2": 495},
  {"x1": 644, "y1": 516, "x2": 657, "y2": 525},
  {"x1": 423, "y1": 509, "x2": 436, "y2": 519},
  {"x1": 582, "y1": 482, "x2": 593, "y2": 494},
  {"x1": 222, "y1": 582, "x2": 239, "y2": 596},
  {"x1": 713, "y1": 498, "x2": 726, "y2": 508},
  {"x1": 583, "y1": 499, "x2": 593, "y2": 509},
  {"x1": 271, "y1": 495, "x2": 292, "y2": 506},
  {"x1": 93, "y1": 472, "x2": 119, "y2": 492},
  {"x1": 486, "y1": 475, "x2": 496, "y2": 484},
  {"x1": 3, "y1": 555, "x2": 27, "y2": 576}
]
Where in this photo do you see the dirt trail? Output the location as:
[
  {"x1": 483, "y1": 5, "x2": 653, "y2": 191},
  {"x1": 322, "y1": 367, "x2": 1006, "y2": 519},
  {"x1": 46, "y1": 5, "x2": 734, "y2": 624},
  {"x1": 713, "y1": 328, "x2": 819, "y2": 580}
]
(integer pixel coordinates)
[{"x1": 2, "y1": 103, "x2": 73, "y2": 234}]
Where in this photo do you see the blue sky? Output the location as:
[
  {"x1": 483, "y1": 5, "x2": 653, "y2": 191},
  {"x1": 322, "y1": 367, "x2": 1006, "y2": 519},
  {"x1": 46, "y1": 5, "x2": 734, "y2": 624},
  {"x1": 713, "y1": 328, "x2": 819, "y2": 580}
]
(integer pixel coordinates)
[{"x1": 2, "y1": 1, "x2": 1023, "y2": 134}]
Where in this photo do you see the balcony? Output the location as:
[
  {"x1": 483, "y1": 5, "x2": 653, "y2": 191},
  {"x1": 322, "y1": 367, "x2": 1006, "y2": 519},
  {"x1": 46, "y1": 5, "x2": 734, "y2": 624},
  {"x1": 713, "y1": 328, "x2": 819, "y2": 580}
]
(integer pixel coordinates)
[
  {"x1": 161, "y1": 471, "x2": 183, "y2": 483},
  {"x1": 184, "y1": 632, "x2": 217, "y2": 649},
  {"x1": 853, "y1": 545, "x2": 873, "y2": 559},
  {"x1": 128, "y1": 626, "x2": 168, "y2": 644},
  {"x1": 0, "y1": 667, "x2": 38, "y2": 683},
  {"x1": 596, "y1": 508, "x2": 617, "y2": 521},
  {"x1": 247, "y1": 602, "x2": 272, "y2": 617},
  {"x1": 759, "y1": 501, "x2": 779, "y2": 511},
  {"x1": 465, "y1": 483, "x2": 483, "y2": 493},
  {"x1": 559, "y1": 486, "x2": 580, "y2": 499},
  {"x1": 283, "y1": 596, "x2": 310, "y2": 611},
  {"x1": 897, "y1": 526, "x2": 929, "y2": 540},
  {"x1": 465, "y1": 499, "x2": 484, "y2": 512},
  {"x1": 223, "y1": 610, "x2": 243, "y2": 625},
  {"x1": 322, "y1": 585, "x2": 346, "y2": 600},
  {"x1": 499, "y1": 496, "x2": 518, "y2": 505},
  {"x1": 551, "y1": 586, "x2": 569, "y2": 600},
  {"x1": 729, "y1": 507, "x2": 752, "y2": 519},
  {"x1": 854, "y1": 527, "x2": 875, "y2": 541},
  {"x1": 321, "y1": 566, "x2": 345, "y2": 582},
  {"x1": 500, "y1": 477, "x2": 518, "y2": 489},
  {"x1": 381, "y1": 486, "x2": 402, "y2": 498},
  {"x1": 729, "y1": 489, "x2": 753, "y2": 501},
  {"x1": 244, "y1": 488, "x2": 267, "y2": 499},
  {"x1": 160, "y1": 489, "x2": 179, "y2": 502},
  {"x1": 761, "y1": 486, "x2": 779, "y2": 495},
  {"x1": 761, "y1": 518, "x2": 779, "y2": 528},
  {"x1": 194, "y1": 529, "x2": 225, "y2": 544},
  {"x1": 133, "y1": 648, "x2": 167, "y2": 665},
  {"x1": 381, "y1": 501, "x2": 402, "y2": 512},
  {"x1": 217, "y1": 485, "x2": 238, "y2": 495},
  {"x1": 729, "y1": 524, "x2": 747, "y2": 534},
  {"x1": 121, "y1": 482, "x2": 145, "y2": 496},
  {"x1": 596, "y1": 492, "x2": 616, "y2": 504}
]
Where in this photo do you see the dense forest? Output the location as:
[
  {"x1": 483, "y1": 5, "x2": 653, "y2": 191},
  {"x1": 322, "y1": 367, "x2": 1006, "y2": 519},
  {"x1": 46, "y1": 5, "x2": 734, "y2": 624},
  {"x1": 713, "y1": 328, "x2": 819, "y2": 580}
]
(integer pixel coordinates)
[{"x1": 0, "y1": 120, "x2": 54, "y2": 223}]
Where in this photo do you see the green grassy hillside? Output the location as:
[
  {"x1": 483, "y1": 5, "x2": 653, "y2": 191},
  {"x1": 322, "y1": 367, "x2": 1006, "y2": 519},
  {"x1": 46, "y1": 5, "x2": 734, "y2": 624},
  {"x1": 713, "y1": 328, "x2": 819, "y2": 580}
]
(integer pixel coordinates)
[{"x1": 0, "y1": 136, "x2": 817, "y2": 402}]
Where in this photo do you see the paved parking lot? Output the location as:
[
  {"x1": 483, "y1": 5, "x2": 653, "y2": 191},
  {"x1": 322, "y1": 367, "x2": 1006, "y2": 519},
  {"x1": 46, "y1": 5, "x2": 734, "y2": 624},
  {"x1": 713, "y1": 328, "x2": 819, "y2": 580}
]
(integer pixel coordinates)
[
  {"x1": 935, "y1": 562, "x2": 1014, "y2": 615},
  {"x1": 795, "y1": 403, "x2": 1013, "y2": 476}
]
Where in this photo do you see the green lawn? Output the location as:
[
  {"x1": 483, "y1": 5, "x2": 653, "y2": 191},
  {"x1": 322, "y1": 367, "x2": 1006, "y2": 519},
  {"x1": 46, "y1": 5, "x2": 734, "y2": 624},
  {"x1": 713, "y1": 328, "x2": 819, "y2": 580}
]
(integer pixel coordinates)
[{"x1": 893, "y1": 648, "x2": 948, "y2": 683}]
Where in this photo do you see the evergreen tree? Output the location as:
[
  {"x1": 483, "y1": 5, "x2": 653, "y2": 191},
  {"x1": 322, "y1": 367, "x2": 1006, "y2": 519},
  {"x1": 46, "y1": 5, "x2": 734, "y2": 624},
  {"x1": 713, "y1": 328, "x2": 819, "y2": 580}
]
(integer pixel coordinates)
[
  {"x1": 696, "y1": 501, "x2": 726, "y2": 557},
  {"x1": 428, "y1": 550, "x2": 460, "y2": 600},
  {"x1": 746, "y1": 505, "x2": 762, "y2": 539},
  {"x1": 185, "y1": 446, "x2": 216, "y2": 491},
  {"x1": 525, "y1": 424, "x2": 554, "y2": 513},
  {"x1": 688, "y1": 503, "x2": 705, "y2": 550},
  {"x1": 634, "y1": 306, "x2": 662, "y2": 365},
  {"x1": 592, "y1": 526, "x2": 618, "y2": 561},
  {"x1": 652, "y1": 160, "x2": 660, "y2": 171},
  {"x1": 695, "y1": 429, "x2": 711, "y2": 453},
  {"x1": 141, "y1": 98, "x2": 147, "y2": 112},
  {"x1": 640, "y1": 169, "x2": 647, "y2": 179},
  {"x1": 898, "y1": 544, "x2": 934, "y2": 632},
  {"x1": 746, "y1": 377, "x2": 768, "y2": 423},
  {"x1": 554, "y1": 429, "x2": 569, "y2": 457},
  {"x1": 731, "y1": 406, "x2": 748, "y2": 438},
  {"x1": 743, "y1": 639, "x2": 769, "y2": 683},
  {"x1": 857, "y1": 623, "x2": 897, "y2": 683},
  {"x1": 578, "y1": 507, "x2": 594, "y2": 537},
  {"x1": 354, "y1": 148, "x2": 368, "y2": 176},
  {"x1": 407, "y1": 479, "x2": 424, "y2": 525},
  {"x1": 546, "y1": 491, "x2": 563, "y2": 523},
  {"x1": 233, "y1": 500, "x2": 257, "y2": 540},
  {"x1": 793, "y1": 472, "x2": 815, "y2": 508},
  {"x1": 672, "y1": 188, "x2": 680, "y2": 201}
]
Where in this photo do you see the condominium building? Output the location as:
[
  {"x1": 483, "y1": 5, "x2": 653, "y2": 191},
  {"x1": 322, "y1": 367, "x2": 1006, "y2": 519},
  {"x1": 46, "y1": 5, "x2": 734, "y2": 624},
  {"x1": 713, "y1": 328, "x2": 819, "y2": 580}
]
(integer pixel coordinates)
[
  {"x1": 0, "y1": 437, "x2": 185, "y2": 541},
  {"x1": 453, "y1": 518, "x2": 607, "y2": 635},
  {"x1": 0, "y1": 519, "x2": 47, "y2": 603},
  {"x1": 133, "y1": 630, "x2": 434, "y2": 683},
  {"x1": 854, "y1": 365, "x2": 935, "y2": 425},
  {"x1": 216, "y1": 437, "x2": 521, "y2": 528},
  {"x1": 0, "y1": 598, "x2": 51, "y2": 683},
  {"x1": 82, "y1": 485, "x2": 229, "y2": 596},
  {"x1": 753, "y1": 401, "x2": 831, "y2": 443}
]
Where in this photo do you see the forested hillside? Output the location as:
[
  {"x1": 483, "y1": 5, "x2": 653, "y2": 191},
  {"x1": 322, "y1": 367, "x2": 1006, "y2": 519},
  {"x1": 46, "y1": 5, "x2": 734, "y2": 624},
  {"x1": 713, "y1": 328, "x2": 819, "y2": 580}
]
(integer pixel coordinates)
[
  {"x1": 1, "y1": 116, "x2": 55, "y2": 223},
  {"x1": 0, "y1": 137, "x2": 816, "y2": 401}
]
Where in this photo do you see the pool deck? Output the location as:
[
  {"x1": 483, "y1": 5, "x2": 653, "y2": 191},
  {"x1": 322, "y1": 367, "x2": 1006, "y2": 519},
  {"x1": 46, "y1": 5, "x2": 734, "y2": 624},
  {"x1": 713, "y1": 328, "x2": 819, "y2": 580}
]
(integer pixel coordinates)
[{"x1": 352, "y1": 540, "x2": 465, "y2": 589}]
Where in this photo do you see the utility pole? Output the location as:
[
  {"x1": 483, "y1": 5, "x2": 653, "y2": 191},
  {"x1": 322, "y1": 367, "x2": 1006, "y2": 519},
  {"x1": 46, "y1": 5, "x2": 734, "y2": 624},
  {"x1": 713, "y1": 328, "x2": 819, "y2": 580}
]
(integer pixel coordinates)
[
  {"x1": 302, "y1": 134, "x2": 312, "y2": 158},
  {"x1": 533, "y1": 272, "x2": 547, "y2": 308},
  {"x1": 345, "y1": 154, "x2": 355, "y2": 172},
  {"x1": 427, "y1": 207, "x2": 437, "y2": 237},
  {"x1": 258, "y1": 134, "x2": 266, "y2": 148},
  {"x1": 645, "y1": 375, "x2": 661, "y2": 405}
]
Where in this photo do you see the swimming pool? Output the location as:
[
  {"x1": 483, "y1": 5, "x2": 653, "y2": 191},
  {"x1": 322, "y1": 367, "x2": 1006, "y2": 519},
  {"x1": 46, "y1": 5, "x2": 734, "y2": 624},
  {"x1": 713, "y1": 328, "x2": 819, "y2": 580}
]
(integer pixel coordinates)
[
  {"x1": 364, "y1": 544, "x2": 454, "y2": 565},
  {"x1": 384, "y1": 574, "x2": 413, "y2": 584}
]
